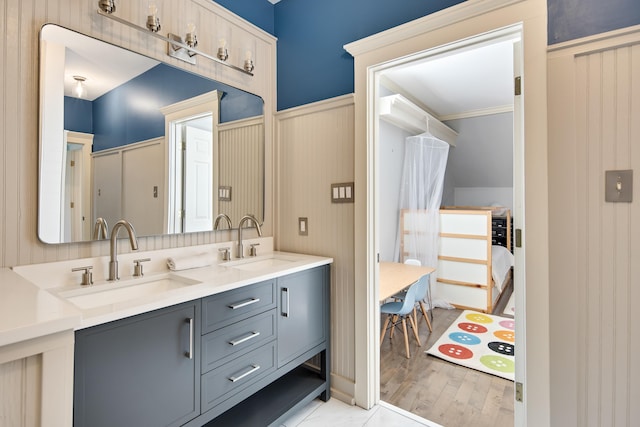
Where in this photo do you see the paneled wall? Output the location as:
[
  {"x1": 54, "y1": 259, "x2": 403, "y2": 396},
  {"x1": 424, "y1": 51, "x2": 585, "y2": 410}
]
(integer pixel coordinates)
[
  {"x1": 275, "y1": 95, "x2": 356, "y2": 399},
  {"x1": 548, "y1": 27, "x2": 640, "y2": 426},
  {"x1": 0, "y1": 356, "x2": 42, "y2": 426},
  {"x1": 218, "y1": 116, "x2": 264, "y2": 226},
  {"x1": 0, "y1": 0, "x2": 276, "y2": 268}
]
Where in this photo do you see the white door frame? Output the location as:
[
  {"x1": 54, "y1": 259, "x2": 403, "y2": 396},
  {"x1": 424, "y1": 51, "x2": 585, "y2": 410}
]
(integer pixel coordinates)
[
  {"x1": 161, "y1": 90, "x2": 222, "y2": 233},
  {"x1": 346, "y1": 0, "x2": 549, "y2": 425}
]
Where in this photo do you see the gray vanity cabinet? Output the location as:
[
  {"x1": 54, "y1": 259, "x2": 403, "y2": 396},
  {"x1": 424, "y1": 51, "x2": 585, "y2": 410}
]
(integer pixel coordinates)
[
  {"x1": 203, "y1": 265, "x2": 330, "y2": 427},
  {"x1": 73, "y1": 264, "x2": 330, "y2": 427},
  {"x1": 73, "y1": 300, "x2": 201, "y2": 427},
  {"x1": 277, "y1": 267, "x2": 328, "y2": 367}
]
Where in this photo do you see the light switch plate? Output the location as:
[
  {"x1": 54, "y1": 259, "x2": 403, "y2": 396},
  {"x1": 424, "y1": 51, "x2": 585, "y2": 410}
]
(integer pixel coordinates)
[
  {"x1": 605, "y1": 170, "x2": 632, "y2": 202},
  {"x1": 298, "y1": 217, "x2": 308, "y2": 236},
  {"x1": 331, "y1": 182, "x2": 354, "y2": 203}
]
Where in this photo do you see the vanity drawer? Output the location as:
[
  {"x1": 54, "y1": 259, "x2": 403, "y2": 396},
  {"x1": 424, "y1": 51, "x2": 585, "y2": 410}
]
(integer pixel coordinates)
[
  {"x1": 202, "y1": 310, "x2": 276, "y2": 373},
  {"x1": 202, "y1": 280, "x2": 275, "y2": 334},
  {"x1": 201, "y1": 341, "x2": 276, "y2": 412}
]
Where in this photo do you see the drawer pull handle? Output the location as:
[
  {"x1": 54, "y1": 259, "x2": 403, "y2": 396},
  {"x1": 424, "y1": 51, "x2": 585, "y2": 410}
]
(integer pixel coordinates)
[
  {"x1": 185, "y1": 318, "x2": 194, "y2": 359},
  {"x1": 228, "y1": 298, "x2": 260, "y2": 310},
  {"x1": 281, "y1": 287, "x2": 289, "y2": 317},
  {"x1": 228, "y1": 364, "x2": 260, "y2": 383},
  {"x1": 229, "y1": 331, "x2": 260, "y2": 346}
]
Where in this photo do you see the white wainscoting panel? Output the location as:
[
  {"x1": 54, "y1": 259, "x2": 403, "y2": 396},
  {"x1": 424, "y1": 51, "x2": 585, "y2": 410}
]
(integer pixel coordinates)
[
  {"x1": 219, "y1": 116, "x2": 264, "y2": 227},
  {"x1": 0, "y1": 356, "x2": 41, "y2": 427},
  {"x1": 548, "y1": 26, "x2": 640, "y2": 427},
  {"x1": 275, "y1": 95, "x2": 356, "y2": 397}
]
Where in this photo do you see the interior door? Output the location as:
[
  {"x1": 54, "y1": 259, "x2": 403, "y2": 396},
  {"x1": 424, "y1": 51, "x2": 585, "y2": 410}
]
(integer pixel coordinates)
[
  {"x1": 92, "y1": 151, "x2": 121, "y2": 233},
  {"x1": 183, "y1": 124, "x2": 214, "y2": 233},
  {"x1": 122, "y1": 141, "x2": 164, "y2": 236}
]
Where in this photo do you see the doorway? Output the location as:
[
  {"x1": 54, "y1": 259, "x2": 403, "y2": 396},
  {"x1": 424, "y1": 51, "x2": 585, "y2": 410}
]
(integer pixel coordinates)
[
  {"x1": 372, "y1": 25, "x2": 524, "y2": 425},
  {"x1": 161, "y1": 90, "x2": 222, "y2": 234}
]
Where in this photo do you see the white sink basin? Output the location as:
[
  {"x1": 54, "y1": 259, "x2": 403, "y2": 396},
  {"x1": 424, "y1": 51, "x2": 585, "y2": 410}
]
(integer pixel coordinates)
[{"x1": 55, "y1": 273, "x2": 201, "y2": 310}]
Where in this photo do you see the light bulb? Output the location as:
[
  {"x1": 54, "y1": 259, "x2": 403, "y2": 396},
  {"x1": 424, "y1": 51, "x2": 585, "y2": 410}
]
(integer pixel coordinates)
[
  {"x1": 219, "y1": 38, "x2": 226, "y2": 48},
  {"x1": 73, "y1": 76, "x2": 86, "y2": 98},
  {"x1": 187, "y1": 23, "x2": 196, "y2": 35},
  {"x1": 148, "y1": 2, "x2": 157, "y2": 17},
  {"x1": 245, "y1": 50, "x2": 252, "y2": 61}
]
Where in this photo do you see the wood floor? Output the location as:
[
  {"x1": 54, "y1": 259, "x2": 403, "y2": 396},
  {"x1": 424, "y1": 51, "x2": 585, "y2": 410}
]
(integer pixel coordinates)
[{"x1": 380, "y1": 307, "x2": 514, "y2": 427}]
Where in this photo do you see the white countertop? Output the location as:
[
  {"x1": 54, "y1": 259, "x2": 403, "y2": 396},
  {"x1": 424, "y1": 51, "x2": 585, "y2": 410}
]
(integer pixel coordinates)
[
  {"x1": 0, "y1": 268, "x2": 81, "y2": 347},
  {"x1": 4, "y1": 249, "x2": 332, "y2": 338}
]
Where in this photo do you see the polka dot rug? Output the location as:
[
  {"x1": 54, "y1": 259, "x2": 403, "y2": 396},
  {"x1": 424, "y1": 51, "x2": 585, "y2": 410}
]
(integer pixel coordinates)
[{"x1": 425, "y1": 310, "x2": 515, "y2": 381}]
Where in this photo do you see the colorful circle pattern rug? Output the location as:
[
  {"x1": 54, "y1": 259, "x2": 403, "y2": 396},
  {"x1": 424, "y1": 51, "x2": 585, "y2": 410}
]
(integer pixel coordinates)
[{"x1": 425, "y1": 310, "x2": 515, "y2": 381}]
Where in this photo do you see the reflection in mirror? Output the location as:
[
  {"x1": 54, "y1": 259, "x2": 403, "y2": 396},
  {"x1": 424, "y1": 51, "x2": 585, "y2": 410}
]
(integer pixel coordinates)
[{"x1": 38, "y1": 24, "x2": 264, "y2": 244}]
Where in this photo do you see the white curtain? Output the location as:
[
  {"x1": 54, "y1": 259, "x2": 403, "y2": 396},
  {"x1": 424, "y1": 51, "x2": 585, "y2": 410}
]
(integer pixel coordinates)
[{"x1": 394, "y1": 131, "x2": 449, "y2": 274}]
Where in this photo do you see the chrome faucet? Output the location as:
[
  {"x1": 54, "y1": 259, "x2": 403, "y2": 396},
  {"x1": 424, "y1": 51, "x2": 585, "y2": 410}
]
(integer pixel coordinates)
[
  {"x1": 237, "y1": 214, "x2": 262, "y2": 258},
  {"x1": 108, "y1": 220, "x2": 139, "y2": 281},
  {"x1": 92, "y1": 217, "x2": 108, "y2": 240},
  {"x1": 214, "y1": 213, "x2": 232, "y2": 230}
]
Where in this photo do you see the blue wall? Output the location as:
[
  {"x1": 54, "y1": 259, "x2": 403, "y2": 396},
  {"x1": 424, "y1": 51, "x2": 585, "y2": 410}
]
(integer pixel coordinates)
[
  {"x1": 212, "y1": 0, "x2": 275, "y2": 35},
  {"x1": 64, "y1": 97, "x2": 93, "y2": 134},
  {"x1": 273, "y1": 0, "x2": 463, "y2": 110},
  {"x1": 214, "y1": 0, "x2": 640, "y2": 111},
  {"x1": 548, "y1": 0, "x2": 640, "y2": 45},
  {"x1": 69, "y1": 64, "x2": 262, "y2": 152}
]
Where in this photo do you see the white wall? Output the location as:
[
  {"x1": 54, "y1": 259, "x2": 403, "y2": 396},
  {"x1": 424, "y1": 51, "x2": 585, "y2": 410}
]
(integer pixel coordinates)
[
  {"x1": 453, "y1": 187, "x2": 513, "y2": 210},
  {"x1": 378, "y1": 120, "x2": 410, "y2": 261}
]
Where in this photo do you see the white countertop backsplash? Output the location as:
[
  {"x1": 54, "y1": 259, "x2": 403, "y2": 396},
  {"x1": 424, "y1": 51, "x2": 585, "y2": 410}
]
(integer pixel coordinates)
[{"x1": 3, "y1": 237, "x2": 332, "y2": 344}]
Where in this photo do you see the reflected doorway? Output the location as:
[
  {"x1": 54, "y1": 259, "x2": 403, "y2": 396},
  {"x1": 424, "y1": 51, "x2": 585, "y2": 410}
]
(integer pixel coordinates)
[{"x1": 162, "y1": 90, "x2": 222, "y2": 234}]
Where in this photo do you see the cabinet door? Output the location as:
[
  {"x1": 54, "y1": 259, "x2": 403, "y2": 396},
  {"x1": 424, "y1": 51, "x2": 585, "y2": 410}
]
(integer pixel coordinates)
[
  {"x1": 277, "y1": 266, "x2": 328, "y2": 367},
  {"x1": 74, "y1": 301, "x2": 200, "y2": 427}
]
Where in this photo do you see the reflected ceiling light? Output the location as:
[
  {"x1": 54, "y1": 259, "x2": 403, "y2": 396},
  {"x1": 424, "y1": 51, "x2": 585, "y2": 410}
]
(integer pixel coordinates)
[
  {"x1": 73, "y1": 75, "x2": 86, "y2": 98},
  {"x1": 146, "y1": 2, "x2": 161, "y2": 33}
]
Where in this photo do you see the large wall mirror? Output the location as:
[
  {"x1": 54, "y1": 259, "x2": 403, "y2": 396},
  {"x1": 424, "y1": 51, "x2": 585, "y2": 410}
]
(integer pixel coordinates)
[{"x1": 38, "y1": 24, "x2": 264, "y2": 244}]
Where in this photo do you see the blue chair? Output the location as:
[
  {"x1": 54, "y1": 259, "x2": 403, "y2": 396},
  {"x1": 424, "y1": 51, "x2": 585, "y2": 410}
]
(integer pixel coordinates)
[
  {"x1": 380, "y1": 280, "x2": 422, "y2": 358},
  {"x1": 393, "y1": 259, "x2": 433, "y2": 333}
]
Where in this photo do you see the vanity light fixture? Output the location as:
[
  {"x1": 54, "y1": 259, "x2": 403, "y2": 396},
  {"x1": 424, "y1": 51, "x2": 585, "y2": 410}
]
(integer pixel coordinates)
[
  {"x1": 73, "y1": 75, "x2": 86, "y2": 98},
  {"x1": 95, "y1": 0, "x2": 253, "y2": 75},
  {"x1": 185, "y1": 23, "x2": 198, "y2": 48},
  {"x1": 217, "y1": 38, "x2": 228, "y2": 62},
  {"x1": 146, "y1": 2, "x2": 161, "y2": 33},
  {"x1": 98, "y1": 0, "x2": 115, "y2": 14}
]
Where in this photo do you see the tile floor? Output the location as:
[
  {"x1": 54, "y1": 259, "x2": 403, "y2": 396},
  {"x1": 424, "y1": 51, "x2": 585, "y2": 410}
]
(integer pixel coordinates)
[{"x1": 280, "y1": 398, "x2": 443, "y2": 427}]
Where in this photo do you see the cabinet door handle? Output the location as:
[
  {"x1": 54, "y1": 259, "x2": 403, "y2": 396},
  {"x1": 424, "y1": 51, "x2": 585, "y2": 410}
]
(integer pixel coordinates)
[
  {"x1": 228, "y1": 364, "x2": 261, "y2": 383},
  {"x1": 228, "y1": 331, "x2": 261, "y2": 346},
  {"x1": 281, "y1": 287, "x2": 289, "y2": 317},
  {"x1": 185, "y1": 318, "x2": 194, "y2": 359},
  {"x1": 228, "y1": 297, "x2": 260, "y2": 310}
]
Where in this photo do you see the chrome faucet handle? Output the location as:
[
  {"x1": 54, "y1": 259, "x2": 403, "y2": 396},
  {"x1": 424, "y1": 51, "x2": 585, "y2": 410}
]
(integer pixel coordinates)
[
  {"x1": 218, "y1": 247, "x2": 231, "y2": 261},
  {"x1": 249, "y1": 243, "x2": 260, "y2": 257},
  {"x1": 72, "y1": 266, "x2": 93, "y2": 286},
  {"x1": 133, "y1": 258, "x2": 151, "y2": 277}
]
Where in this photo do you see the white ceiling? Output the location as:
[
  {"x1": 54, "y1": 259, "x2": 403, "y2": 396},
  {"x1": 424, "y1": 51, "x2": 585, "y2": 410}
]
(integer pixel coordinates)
[
  {"x1": 42, "y1": 25, "x2": 158, "y2": 101},
  {"x1": 379, "y1": 38, "x2": 516, "y2": 120}
]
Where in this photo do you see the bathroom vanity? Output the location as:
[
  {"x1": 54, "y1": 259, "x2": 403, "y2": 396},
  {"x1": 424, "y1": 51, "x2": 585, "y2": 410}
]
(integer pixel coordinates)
[{"x1": 10, "y1": 246, "x2": 331, "y2": 427}]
